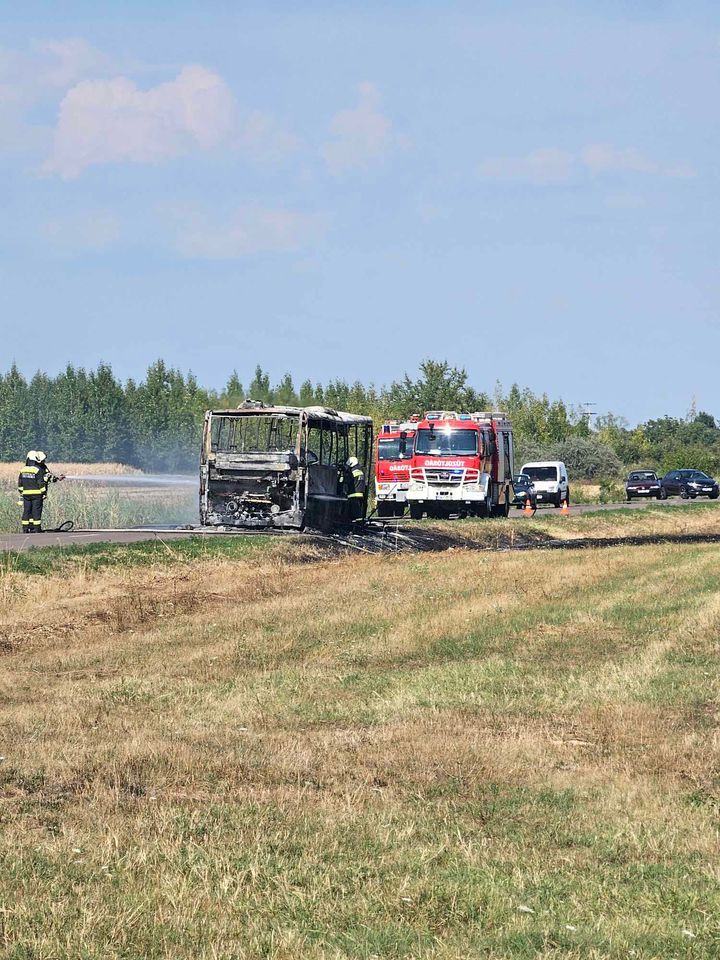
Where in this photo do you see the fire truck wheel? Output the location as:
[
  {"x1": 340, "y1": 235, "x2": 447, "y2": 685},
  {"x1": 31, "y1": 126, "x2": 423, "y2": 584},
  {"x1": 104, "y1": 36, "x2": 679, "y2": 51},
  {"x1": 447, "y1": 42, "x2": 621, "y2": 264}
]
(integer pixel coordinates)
[
  {"x1": 491, "y1": 496, "x2": 510, "y2": 519},
  {"x1": 377, "y1": 502, "x2": 394, "y2": 518},
  {"x1": 409, "y1": 503, "x2": 424, "y2": 520}
]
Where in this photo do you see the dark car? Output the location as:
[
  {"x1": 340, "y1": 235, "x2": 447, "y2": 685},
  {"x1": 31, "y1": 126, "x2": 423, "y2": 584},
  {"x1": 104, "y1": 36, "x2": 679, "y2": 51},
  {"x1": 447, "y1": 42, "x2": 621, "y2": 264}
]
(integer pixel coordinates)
[
  {"x1": 625, "y1": 470, "x2": 665, "y2": 501},
  {"x1": 512, "y1": 473, "x2": 537, "y2": 510},
  {"x1": 661, "y1": 469, "x2": 720, "y2": 500}
]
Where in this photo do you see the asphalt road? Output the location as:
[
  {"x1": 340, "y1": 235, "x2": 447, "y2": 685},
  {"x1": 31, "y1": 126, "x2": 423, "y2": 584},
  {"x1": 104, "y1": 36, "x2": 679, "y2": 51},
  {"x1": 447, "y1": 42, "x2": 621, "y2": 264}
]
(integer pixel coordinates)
[
  {"x1": 0, "y1": 528, "x2": 229, "y2": 552},
  {"x1": 0, "y1": 496, "x2": 716, "y2": 552},
  {"x1": 510, "y1": 497, "x2": 690, "y2": 516}
]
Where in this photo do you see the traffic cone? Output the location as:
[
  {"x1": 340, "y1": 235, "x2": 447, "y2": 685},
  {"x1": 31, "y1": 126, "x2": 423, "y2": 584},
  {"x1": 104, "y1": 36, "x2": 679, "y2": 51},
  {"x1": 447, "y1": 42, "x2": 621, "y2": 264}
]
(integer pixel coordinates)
[
  {"x1": 560, "y1": 499, "x2": 569, "y2": 515},
  {"x1": 523, "y1": 497, "x2": 534, "y2": 517}
]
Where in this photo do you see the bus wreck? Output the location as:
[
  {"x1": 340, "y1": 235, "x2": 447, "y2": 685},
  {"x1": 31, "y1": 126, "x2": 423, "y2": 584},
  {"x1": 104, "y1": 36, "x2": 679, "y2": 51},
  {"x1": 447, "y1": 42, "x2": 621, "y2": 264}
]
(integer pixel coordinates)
[{"x1": 200, "y1": 401, "x2": 373, "y2": 530}]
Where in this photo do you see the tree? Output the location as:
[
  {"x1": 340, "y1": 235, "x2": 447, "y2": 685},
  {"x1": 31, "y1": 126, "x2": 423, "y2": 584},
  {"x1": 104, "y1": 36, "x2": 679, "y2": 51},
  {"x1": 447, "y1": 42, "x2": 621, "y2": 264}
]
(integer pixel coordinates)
[
  {"x1": 3, "y1": 358, "x2": 714, "y2": 477},
  {"x1": 273, "y1": 373, "x2": 297, "y2": 406},
  {"x1": 386, "y1": 360, "x2": 489, "y2": 418},
  {"x1": 298, "y1": 379, "x2": 316, "y2": 406},
  {"x1": 0, "y1": 365, "x2": 31, "y2": 459},
  {"x1": 247, "y1": 366, "x2": 272, "y2": 404},
  {"x1": 223, "y1": 371, "x2": 244, "y2": 408},
  {"x1": 86, "y1": 363, "x2": 132, "y2": 462},
  {"x1": 695, "y1": 411, "x2": 716, "y2": 430},
  {"x1": 497, "y1": 383, "x2": 580, "y2": 446}
]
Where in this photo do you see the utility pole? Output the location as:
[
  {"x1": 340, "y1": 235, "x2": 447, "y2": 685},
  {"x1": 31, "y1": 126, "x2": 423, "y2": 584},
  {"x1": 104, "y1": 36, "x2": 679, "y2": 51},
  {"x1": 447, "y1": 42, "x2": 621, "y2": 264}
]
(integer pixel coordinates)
[{"x1": 581, "y1": 402, "x2": 596, "y2": 429}]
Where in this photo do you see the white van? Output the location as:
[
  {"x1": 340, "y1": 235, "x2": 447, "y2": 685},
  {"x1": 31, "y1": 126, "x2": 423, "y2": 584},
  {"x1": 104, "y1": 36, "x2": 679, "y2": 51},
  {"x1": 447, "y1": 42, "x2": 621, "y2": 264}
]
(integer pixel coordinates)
[{"x1": 520, "y1": 461, "x2": 569, "y2": 507}]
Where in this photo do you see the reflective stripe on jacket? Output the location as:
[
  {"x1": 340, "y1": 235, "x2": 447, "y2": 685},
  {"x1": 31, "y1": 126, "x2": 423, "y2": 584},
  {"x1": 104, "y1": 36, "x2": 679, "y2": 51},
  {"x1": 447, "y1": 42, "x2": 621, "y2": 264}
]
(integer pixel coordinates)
[
  {"x1": 18, "y1": 465, "x2": 47, "y2": 496},
  {"x1": 348, "y1": 467, "x2": 366, "y2": 498}
]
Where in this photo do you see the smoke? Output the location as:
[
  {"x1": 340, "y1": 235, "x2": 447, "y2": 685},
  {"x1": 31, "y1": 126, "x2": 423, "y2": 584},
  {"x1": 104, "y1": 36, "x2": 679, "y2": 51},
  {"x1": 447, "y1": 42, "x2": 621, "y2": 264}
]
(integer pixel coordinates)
[{"x1": 64, "y1": 473, "x2": 197, "y2": 487}]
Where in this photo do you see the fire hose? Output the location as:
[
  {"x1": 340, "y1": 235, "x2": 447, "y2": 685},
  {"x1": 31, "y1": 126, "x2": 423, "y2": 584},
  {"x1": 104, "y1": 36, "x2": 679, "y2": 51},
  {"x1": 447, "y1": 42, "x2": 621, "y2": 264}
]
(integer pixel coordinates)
[{"x1": 44, "y1": 520, "x2": 75, "y2": 533}]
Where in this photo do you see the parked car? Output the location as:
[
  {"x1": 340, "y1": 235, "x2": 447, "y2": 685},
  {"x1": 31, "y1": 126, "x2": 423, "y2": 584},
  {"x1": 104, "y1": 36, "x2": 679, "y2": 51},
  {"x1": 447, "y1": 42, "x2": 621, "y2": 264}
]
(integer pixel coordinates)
[
  {"x1": 660, "y1": 469, "x2": 720, "y2": 500},
  {"x1": 512, "y1": 473, "x2": 537, "y2": 510},
  {"x1": 625, "y1": 470, "x2": 665, "y2": 501},
  {"x1": 519, "y1": 461, "x2": 569, "y2": 507}
]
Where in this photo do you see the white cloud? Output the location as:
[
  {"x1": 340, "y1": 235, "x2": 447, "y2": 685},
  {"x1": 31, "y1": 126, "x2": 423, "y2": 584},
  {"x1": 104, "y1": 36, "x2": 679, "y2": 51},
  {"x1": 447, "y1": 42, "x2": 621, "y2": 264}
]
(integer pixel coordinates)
[
  {"x1": 174, "y1": 205, "x2": 326, "y2": 259},
  {"x1": 663, "y1": 162, "x2": 696, "y2": 180},
  {"x1": 478, "y1": 148, "x2": 575, "y2": 183},
  {"x1": 321, "y1": 82, "x2": 398, "y2": 175},
  {"x1": 2, "y1": 40, "x2": 298, "y2": 173},
  {"x1": 479, "y1": 143, "x2": 695, "y2": 183},
  {"x1": 0, "y1": 39, "x2": 111, "y2": 155},
  {"x1": 45, "y1": 65, "x2": 236, "y2": 178},
  {"x1": 236, "y1": 110, "x2": 300, "y2": 163},
  {"x1": 581, "y1": 143, "x2": 695, "y2": 179},
  {"x1": 40, "y1": 209, "x2": 120, "y2": 255},
  {"x1": 580, "y1": 143, "x2": 656, "y2": 176}
]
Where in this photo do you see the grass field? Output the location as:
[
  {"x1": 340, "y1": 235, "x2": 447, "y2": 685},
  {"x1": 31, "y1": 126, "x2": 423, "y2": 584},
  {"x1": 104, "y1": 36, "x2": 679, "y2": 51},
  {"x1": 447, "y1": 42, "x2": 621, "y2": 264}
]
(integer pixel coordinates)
[
  {"x1": 0, "y1": 463, "x2": 142, "y2": 480},
  {"x1": 1, "y1": 510, "x2": 719, "y2": 958},
  {"x1": 0, "y1": 464, "x2": 196, "y2": 532},
  {"x1": 428, "y1": 499, "x2": 720, "y2": 550}
]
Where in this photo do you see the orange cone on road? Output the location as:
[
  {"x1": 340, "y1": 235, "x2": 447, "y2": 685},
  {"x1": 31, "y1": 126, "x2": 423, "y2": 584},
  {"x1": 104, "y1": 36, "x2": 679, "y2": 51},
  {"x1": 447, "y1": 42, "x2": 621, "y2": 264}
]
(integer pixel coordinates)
[
  {"x1": 560, "y1": 499, "x2": 569, "y2": 515},
  {"x1": 523, "y1": 497, "x2": 534, "y2": 517}
]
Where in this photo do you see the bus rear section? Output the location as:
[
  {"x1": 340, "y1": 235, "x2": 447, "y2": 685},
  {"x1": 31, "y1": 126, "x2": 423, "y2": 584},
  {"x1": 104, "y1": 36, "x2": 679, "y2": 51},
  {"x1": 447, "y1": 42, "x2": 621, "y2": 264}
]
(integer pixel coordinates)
[
  {"x1": 374, "y1": 419, "x2": 417, "y2": 518},
  {"x1": 406, "y1": 411, "x2": 514, "y2": 519},
  {"x1": 200, "y1": 402, "x2": 373, "y2": 530}
]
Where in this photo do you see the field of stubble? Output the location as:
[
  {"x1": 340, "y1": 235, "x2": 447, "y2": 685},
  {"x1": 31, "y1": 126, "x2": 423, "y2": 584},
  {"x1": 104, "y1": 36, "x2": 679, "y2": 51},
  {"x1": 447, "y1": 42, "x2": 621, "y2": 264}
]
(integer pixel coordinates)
[{"x1": 1, "y1": 506, "x2": 719, "y2": 958}]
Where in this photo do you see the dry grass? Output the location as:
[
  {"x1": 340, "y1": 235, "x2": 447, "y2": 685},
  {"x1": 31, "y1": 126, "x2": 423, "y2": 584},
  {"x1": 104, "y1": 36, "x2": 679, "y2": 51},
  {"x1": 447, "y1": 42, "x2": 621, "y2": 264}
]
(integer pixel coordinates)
[
  {"x1": 0, "y1": 462, "x2": 142, "y2": 480},
  {"x1": 1, "y1": 537, "x2": 719, "y2": 957},
  {"x1": 0, "y1": 471, "x2": 195, "y2": 532},
  {"x1": 433, "y1": 499, "x2": 720, "y2": 547},
  {"x1": 570, "y1": 481, "x2": 601, "y2": 502}
]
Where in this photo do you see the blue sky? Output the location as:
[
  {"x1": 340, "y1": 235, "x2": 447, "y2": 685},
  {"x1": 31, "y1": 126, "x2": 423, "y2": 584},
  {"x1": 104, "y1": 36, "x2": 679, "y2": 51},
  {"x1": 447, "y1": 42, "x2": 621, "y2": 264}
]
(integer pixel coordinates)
[{"x1": 1, "y1": 0, "x2": 717, "y2": 423}]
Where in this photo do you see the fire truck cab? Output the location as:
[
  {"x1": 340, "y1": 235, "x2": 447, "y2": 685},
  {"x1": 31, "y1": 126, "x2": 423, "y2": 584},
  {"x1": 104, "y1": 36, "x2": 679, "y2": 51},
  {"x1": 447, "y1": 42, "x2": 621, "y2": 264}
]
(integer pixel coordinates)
[
  {"x1": 374, "y1": 418, "x2": 418, "y2": 518},
  {"x1": 406, "y1": 411, "x2": 514, "y2": 519}
]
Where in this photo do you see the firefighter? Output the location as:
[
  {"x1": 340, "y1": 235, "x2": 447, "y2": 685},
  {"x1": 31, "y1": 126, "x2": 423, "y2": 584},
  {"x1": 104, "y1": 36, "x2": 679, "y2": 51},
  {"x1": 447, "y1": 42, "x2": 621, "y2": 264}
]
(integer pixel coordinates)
[
  {"x1": 344, "y1": 455, "x2": 366, "y2": 520},
  {"x1": 17, "y1": 451, "x2": 64, "y2": 533}
]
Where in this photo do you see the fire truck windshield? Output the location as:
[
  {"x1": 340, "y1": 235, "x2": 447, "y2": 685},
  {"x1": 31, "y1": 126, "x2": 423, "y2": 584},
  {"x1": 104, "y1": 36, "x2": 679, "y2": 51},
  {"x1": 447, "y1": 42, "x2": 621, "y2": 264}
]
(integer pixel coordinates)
[
  {"x1": 377, "y1": 438, "x2": 412, "y2": 460},
  {"x1": 415, "y1": 428, "x2": 478, "y2": 456}
]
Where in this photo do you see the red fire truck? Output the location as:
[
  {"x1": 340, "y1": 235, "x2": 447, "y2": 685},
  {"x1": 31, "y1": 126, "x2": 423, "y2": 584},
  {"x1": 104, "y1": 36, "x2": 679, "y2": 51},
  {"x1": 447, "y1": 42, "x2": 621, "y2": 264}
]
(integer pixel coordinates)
[
  {"x1": 406, "y1": 411, "x2": 514, "y2": 519},
  {"x1": 374, "y1": 418, "x2": 418, "y2": 517}
]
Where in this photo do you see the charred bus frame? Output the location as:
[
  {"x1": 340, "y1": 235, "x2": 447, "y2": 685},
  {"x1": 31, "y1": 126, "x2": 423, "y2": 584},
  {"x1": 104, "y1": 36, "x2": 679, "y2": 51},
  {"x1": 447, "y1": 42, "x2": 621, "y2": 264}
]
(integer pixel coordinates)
[{"x1": 200, "y1": 401, "x2": 373, "y2": 530}]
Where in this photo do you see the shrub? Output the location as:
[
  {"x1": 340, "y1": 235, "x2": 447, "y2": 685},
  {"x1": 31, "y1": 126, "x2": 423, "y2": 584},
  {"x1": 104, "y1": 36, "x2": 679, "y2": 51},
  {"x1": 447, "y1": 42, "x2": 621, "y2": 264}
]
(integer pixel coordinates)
[
  {"x1": 599, "y1": 479, "x2": 624, "y2": 503},
  {"x1": 549, "y1": 437, "x2": 622, "y2": 481},
  {"x1": 516, "y1": 437, "x2": 621, "y2": 481}
]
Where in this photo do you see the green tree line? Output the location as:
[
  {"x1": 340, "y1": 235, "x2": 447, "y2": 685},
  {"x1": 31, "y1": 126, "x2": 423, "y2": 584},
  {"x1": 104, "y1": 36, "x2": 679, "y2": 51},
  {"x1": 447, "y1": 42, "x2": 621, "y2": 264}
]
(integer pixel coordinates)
[{"x1": 0, "y1": 359, "x2": 718, "y2": 476}]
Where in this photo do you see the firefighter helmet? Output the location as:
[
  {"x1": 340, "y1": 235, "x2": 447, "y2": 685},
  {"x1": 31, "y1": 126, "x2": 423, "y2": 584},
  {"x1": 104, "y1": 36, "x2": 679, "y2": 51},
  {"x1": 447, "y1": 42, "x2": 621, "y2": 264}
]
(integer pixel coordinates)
[
  {"x1": 35, "y1": 451, "x2": 47, "y2": 462},
  {"x1": 26, "y1": 450, "x2": 38, "y2": 461},
  {"x1": 346, "y1": 456, "x2": 359, "y2": 468}
]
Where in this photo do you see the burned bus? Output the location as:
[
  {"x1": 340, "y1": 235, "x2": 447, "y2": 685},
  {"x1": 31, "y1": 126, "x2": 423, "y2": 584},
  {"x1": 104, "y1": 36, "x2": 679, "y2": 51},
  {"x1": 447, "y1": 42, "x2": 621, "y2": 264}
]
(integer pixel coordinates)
[{"x1": 199, "y1": 401, "x2": 374, "y2": 530}]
